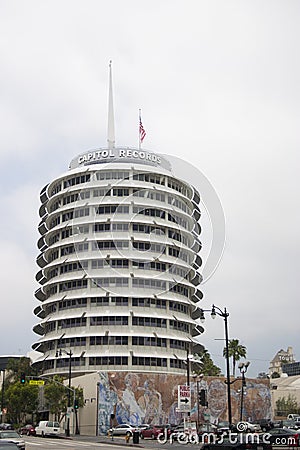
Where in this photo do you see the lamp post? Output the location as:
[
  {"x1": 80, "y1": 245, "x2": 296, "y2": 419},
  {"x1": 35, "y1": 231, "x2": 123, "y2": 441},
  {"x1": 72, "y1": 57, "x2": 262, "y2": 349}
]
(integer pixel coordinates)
[
  {"x1": 238, "y1": 361, "x2": 250, "y2": 421},
  {"x1": 200, "y1": 304, "x2": 232, "y2": 427},
  {"x1": 56, "y1": 348, "x2": 73, "y2": 437}
]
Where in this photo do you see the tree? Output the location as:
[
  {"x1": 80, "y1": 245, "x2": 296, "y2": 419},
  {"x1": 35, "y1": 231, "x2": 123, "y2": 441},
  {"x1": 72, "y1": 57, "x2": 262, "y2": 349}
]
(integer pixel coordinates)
[
  {"x1": 44, "y1": 376, "x2": 69, "y2": 420},
  {"x1": 44, "y1": 376, "x2": 85, "y2": 421},
  {"x1": 193, "y1": 348, "x2": 222, "y2": 376},
  {"x1": 276, "y1": 394, "x2": 299, "y2": 416},
  {"x1": 223, "y1": 339, "x2": 247, "y2": 377},
  {"x1": 5, "y1": 382, "x2": 39, "y2": 425},
  {"x1": 5, "y1": 357, "x2": 39, "y2": 384},
  {"x1": 271, "y1": 372, "x2": 280, "y2": 379}
]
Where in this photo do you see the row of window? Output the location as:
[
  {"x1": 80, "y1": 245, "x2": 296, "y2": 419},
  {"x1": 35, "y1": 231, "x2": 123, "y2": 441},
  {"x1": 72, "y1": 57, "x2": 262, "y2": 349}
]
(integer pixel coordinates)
[
  {"x1": 51, "y1": 172, "x2": 188, "y2": 199},
  {"x1": 48, "y1": 222, "x2": 191, "y2": 246},
  {"x1": 47, "y1": 258, "x2": 191, "y2": 281},
  {"x1": 45, "y1": 297, "x2": 189, "y2": 315},
  {"x1": 44, "y1": 317, "x2": 191, "y2": 332},
  {"x1": 43, "y1": 336, "x2": 189, "y2": 351},
  {"x1": 49, "y1": 205, "x2": 191, "y2": 231},
  {"x1": 43, "y1": 356, "x2": 188, "y2": 370},
  {"x1": 48, "y1": 277, "x2": 190, "y2": 296},
  {"x1": 50, "y1": 241, "x2": 191, "y2": 262}
]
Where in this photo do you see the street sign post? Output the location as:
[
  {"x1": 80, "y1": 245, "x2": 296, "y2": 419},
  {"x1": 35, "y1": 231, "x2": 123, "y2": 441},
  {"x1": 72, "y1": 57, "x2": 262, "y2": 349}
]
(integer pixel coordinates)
[{"x1": 178, "y1": 384, "x2": 191, "y2": 412}]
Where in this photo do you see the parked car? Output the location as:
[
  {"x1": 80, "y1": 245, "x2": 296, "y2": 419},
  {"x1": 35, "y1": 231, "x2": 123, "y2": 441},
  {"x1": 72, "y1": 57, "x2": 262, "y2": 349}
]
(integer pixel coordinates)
[
  {"x1": 35, "y1": 421, "x2": 60, "y2": 437},
  {"x1": 140, "y1": 425, "x2": 171, "y2": 439},
  {"x1": 287, "y1": 414, "x2": 300, "y2": 421},
  {"x1": 136, "y1": 424, "x2": 149, "y2": 431},
  {"x1": 233, "y1": 422, "x2": 260, "y2": 432},
  {"x1": 0, "y1": 431, "x2": 25, "y2": 450},
  {"x1": 256, "y1": 419, "x2": 274, "y2": 431},
  {"x1": 216, "y1": 421, "x2": 230, "y2": 434},
  {"x1": 281, "y1": 420, "x2": 300, "y2": 430},
  {"x1": 0, "y1": 426, "x2": 13, "y2": 431},
  {"x1": 267, "y1": 427, "x2": 299, "y2": 446},
  {"x1": 19, "y1": 425, "x2": 36, "y2": 436},
  {"x1": 108, "y1": 424, "x2": 136, "y2": 436}
]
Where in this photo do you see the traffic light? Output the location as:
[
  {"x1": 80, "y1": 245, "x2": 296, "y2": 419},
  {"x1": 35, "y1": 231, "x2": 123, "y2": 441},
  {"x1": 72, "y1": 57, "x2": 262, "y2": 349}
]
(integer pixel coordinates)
[
  {"x1": 20, "y1": 372, "x2": 26, "y2": 384},
  {"x1": 74, "y1": 399, "x2": 79, "y2": 410},
  {"x1": 199, "y1": 389, "x2": 207, "y2": 406}
]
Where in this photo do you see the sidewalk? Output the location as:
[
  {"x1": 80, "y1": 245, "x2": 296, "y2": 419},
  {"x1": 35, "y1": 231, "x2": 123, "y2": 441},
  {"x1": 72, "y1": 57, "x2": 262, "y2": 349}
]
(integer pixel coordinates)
[{"x1": 69, "y1": 434, "x2": 145, "y2": 447}]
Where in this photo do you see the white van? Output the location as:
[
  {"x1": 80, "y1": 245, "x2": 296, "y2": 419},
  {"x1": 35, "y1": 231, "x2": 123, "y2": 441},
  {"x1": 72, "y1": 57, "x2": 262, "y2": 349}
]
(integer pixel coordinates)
[
  {"x1": 35, "y1": 421, "x2": 61, "y2": 437},
  {"x1": 287, "y1": 414, "x2": 300, "y2": 421}
]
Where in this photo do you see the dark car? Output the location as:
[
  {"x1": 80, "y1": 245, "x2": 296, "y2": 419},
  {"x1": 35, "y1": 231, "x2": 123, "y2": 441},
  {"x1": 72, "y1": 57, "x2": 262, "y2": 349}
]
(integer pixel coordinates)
[
  {"x1": 0, "y1": 431, "x2": 25, "y2": 450},
  {"x1": 267, "y1": 427, "x2": 299, "y2": 446},
  {"x1": 256, "y1": 419, "x2": 274, "y2": 431},
  {"x1": 0, "y1": 426, "x2": 13, "y2": 431},
  {"x1": 140, "y1": 425, "x2": 171, "y2": 439},
  {"x1": 19, "y1": 424, "x2": 36, "y2": 436}
]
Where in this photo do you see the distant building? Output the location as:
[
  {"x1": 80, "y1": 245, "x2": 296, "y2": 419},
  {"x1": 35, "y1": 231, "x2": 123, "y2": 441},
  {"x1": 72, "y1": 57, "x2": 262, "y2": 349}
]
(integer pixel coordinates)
[
  {"x1": 269, "y1": 347, "x2": 295, "y2": 377},
  {"x1": 282, "y1": 361, "x2": 300, "y2": 377}
]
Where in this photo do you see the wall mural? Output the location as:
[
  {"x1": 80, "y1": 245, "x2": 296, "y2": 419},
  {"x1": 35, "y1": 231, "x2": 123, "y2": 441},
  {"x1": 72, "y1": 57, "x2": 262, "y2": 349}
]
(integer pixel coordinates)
[{"x1": 97, "y1": 372, "x2": 271, "y2": 435}]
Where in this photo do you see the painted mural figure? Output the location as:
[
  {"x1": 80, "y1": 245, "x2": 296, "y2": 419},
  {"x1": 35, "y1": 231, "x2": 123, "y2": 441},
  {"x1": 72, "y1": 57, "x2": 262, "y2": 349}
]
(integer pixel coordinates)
[
  {"x1": 98, "y1": 373, "x2": 117, "y2": 435},
  {"x1": 116, "y1": 373, "x2": 145, "y2": 425},
  {"x1": 207, "y1": 379, "x2": 227, "y2": 424},
  {"x1": 167, "y1": 385, "x2": 182, "y2": 425},
  {"x1": 138, "y1": 379, "x2": 163, "y2": 424}
]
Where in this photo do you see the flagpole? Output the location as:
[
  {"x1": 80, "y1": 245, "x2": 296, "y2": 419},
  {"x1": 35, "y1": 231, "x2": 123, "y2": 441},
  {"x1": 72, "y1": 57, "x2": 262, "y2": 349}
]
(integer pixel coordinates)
[{"x1": 138, "y1": 109, "x2": 142, "y2": 150}]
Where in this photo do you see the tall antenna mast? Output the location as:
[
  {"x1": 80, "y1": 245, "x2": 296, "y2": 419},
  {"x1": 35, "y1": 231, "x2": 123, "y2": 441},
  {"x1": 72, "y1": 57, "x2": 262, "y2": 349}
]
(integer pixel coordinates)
[{"x1": 107, "y1": 60, "x2": 115, "y2": 149}]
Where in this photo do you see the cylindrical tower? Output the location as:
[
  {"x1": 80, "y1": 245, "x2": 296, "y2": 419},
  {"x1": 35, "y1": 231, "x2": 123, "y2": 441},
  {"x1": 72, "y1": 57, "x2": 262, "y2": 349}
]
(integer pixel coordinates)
[{"x1": 32, "y1": 147, "x2": 204, "y2": 376}]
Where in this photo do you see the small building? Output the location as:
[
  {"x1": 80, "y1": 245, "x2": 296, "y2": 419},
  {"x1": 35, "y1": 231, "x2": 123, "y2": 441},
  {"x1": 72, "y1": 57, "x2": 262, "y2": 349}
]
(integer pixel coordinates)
[{"x1": 269, "y1": 347, "x2": 295, "y2": 377}]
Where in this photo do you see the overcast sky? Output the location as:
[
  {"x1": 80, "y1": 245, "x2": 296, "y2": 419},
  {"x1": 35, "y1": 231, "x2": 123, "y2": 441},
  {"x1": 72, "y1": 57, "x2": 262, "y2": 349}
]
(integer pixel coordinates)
[{"x1": 0, "y1": 0, "x2": 299, "y2": 378}]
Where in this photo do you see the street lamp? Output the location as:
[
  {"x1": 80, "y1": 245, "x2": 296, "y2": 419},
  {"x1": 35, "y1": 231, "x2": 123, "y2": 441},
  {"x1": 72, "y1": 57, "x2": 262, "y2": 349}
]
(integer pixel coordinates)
[
  {"x1": 238, "y1": 361, "x2": 250, "y2": 421},
  {"x1": 200, "y1": 304, "x2": 232, "y2": 427},
  {"x1": 56, "y1": 348, "x2": 73, "y2": 437}
]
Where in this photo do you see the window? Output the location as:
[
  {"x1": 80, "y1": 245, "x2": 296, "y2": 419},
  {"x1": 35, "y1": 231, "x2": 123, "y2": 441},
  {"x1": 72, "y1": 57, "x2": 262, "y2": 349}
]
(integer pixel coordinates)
[
  {"x1": 132, "y1": 279, "x2": 166, "y2": 290},
  {"x1": 92, "y1": 278, "x2": 129, "y2": 288},
  {"x1": 95, "y1": 205, "x2": 129, "y2": 214},
  {"x1": 96, "y1": 171, "x2": 129, "y2": 181},
  {"x1": 93, "y1": 241, "x2": 129, "y2": 250},
  {"x1": 133, "y1": 173, "x2": 165, "y2": 185},
  {"x1": 58, "y1": 317, "x2": 87, "y2": 329},
  {"x1": 59, "y1": 279, "x2": 88, "y2": 292},
  {"x1": 132, "y1": 357, "x2": 167, "y2": 367},
  {"x1": 133, "y1": 206, "x2": 165, "y2": 218},
  {"x1": 63, "y1": 174, "x2": 91, "y2": 188},
  {"x1": 74, "y1": 207, "x2": 89, "y2": 218},
  {"x1": 59, "y1": 298, "x2": 87, "y2": 310},
  {"x1": 90, "y1": 316, "x2": 128, "y2": 326},
  {"x1": 94, "y1": 223, "x2": 110, "y2": 232},
  {"x1": 132, "y1": 317, "x2": 167, "y2": 328},
  {"x1": 89, "y1": 356, "x2": 128, "y2": 366}
]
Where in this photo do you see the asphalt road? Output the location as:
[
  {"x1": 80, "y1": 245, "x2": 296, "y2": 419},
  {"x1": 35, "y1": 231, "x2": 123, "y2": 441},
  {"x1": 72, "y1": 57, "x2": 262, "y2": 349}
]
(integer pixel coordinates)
[{"x1": 22, "y1": 435, "x2": 192, "y2": 450}]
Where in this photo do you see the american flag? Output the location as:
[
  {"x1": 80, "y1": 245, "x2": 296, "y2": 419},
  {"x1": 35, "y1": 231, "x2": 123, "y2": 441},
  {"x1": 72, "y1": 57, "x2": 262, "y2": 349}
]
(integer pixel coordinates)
[{"x1": 139, "y1": 117, "x2": 146, "y2": 143}]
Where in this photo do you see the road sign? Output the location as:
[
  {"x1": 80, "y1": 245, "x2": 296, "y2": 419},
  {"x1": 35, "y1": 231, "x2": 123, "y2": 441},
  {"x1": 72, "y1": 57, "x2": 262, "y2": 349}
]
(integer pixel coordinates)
[
  {"x1": 178, "y1": 385, "x2": 191, "y2": 412},
  {"x1": 29, "y1": 380, "x2": 45, "y2": 386}
]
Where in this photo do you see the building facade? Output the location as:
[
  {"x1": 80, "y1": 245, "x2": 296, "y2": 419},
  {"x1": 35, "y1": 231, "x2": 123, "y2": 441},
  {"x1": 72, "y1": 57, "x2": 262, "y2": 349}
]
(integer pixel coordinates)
[
  {"x1": 269, "y1": 347, "x2": 295, "y2": 377},
  {"x1": 32, "y1": 147, "x2": 204, "y2": 377}
]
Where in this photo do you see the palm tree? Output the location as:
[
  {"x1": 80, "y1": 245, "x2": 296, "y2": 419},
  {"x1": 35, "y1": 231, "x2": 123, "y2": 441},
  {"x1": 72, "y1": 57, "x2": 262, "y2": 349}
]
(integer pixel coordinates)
[{"x1": 223, "y1": 339, "x2": 247, "y2": 377}]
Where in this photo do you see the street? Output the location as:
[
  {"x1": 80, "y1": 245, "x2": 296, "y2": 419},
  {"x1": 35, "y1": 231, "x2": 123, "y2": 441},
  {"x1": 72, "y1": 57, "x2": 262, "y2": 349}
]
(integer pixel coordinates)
[{"x1": 22, "y1": 435, "x2": 194, "y2": 450}]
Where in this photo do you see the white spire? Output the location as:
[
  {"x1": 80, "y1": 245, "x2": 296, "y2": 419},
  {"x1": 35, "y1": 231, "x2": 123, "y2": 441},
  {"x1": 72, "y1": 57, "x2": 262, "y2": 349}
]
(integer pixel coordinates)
[{"x1": 107, "y1": 60, "x2": 115, "y2": 149}]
